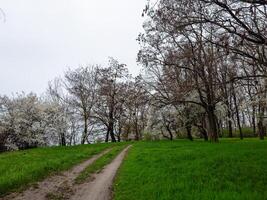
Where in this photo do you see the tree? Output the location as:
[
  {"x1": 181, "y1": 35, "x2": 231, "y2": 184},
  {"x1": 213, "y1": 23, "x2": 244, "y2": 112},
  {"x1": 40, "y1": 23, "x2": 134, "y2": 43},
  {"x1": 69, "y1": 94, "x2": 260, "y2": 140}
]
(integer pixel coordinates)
[
  {"x1": 139, "y1": 0, "x2": 267, "y2": 141},
  {"x1": 64, "y1": 66, "x2": 99, "y2": 144},
  {"x1": 95, "y1": 58, "x2": 129, "y2": 142},
  {"x1": 123, "y1": 76, "x2": 150, "y2": 141},
  {"x1": 0, "y1": 93, "x2": 46, "y2": 150}
]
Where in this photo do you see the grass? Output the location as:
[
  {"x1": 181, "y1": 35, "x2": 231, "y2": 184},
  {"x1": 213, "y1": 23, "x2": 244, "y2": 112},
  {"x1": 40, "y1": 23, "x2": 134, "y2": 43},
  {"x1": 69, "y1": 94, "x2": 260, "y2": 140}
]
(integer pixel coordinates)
[
  {"x1": 75, "y1": 143, "x2": 128, "y2": 184},
  {"x1": 114, "y1": 139, "x2": 267, "y2": 200},
  {"x1": 222, "y1": 127, "x2": 255, "y2": 137},
  {"x1": 1, "y1": 138, "x2": 266, "y2": 199},
  {"x1": 0, "y1": 143, "x2": 114, "y2": 196}
]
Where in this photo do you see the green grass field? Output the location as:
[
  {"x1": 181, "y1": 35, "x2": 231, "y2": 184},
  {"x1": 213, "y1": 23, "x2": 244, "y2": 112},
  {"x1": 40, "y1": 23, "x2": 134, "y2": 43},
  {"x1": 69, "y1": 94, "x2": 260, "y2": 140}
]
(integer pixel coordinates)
[
  {"x1": 0, "y1": 143, "x2": 114, "y2": 196},
  {"x1": 114, "y1": 139, "x2": 267, "y2": 200},
  {"x1": 1, "y1": 139, "x2": 266, "y2": 199}
]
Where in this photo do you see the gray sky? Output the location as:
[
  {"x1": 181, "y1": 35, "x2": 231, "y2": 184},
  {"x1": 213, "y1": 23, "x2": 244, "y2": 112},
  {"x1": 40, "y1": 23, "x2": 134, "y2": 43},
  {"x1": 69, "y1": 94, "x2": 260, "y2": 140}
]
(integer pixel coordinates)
[{"x1": 0, "y1": 0, "x2": 146, "y2": 95}]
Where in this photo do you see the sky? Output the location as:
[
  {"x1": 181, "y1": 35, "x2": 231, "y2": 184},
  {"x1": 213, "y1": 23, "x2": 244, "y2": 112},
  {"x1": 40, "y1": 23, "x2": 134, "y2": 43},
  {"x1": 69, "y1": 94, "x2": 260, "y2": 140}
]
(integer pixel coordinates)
[{"x1": 0, "y1": 0, "x2": 147, "y2": 95}]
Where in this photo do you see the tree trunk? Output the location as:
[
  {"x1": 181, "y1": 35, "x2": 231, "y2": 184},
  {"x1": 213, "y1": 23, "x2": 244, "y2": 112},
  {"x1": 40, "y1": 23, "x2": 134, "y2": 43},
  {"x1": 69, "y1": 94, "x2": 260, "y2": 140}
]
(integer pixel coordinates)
[
  {"x1": 217, "y1": 120, "x2": 223, "y2": 138},
  {"x1": 252, "y1": 106, "x2": 257, "y2": 136},
  {"x1": 116, "y1": 125, "x2": 122, "y2": 142},
  {"x1": 258, "y1": 119, "x2": 265, "y2": 140},
  {"x1": 201, "y1": 117, "x2": 208, "y2": 141},
  {"x1": 117, "y1": 134, "x2": 121, "y2": 142},
  {"x1": 258, "y1": 105, "x2": 265, "y2": 140},
  {"x1": 60, "y1": 132, "x2": 66, "y2": 146},
  {"x1": 165, "y1": 123, "x2": 173, "y2": 141},
  {"x1": 168, "y1": 129, "x2": 173, "y2": 141},
  {"x1": 226, "y1": 90, "x2": 234, "y2": 138},
  {"x1": 125, "y1": 125, "x2": 130, "y2": 141},
  {"x1": 185, "y1": 124, "x2": 193, "y2": 141},
  {"x1": 105, "y1": 129, "x2": 109, "y2": 143},
  {"x1": 161, "y1": 129, "x2": 173, "y2": 140},
  {"x1": 81, "y1": 115, "x2": 88, "y2": 145},
  {"x1": 134, "y1": 116, "x2": 140, "y2": 141},
  {"x1": 232, "y1": 83, "x2": 243, "y2": 140},
  {"x1": 61, "y1": 135, "x2": 66, "y2": 146},
  {"x1": 108, "y1": 104, "x2": 116, "y2": 142},
  {"x1": 110, "y1": 123, "x2": 116, "y2": 142},
  {"x1": 206, "y1": 105, "x2": 219, "y2": 142},
  {"x1": 227, "y1": 109, "x2": 233, "y2": 138}
]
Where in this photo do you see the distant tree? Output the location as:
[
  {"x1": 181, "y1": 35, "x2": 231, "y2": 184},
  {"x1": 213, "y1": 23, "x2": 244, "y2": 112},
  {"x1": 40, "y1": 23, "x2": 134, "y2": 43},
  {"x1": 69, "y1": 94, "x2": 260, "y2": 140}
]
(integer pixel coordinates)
[
  {"x1": 64, "y1": 66, "x2": 99, "y2": 144},
  {"x1": 123, "y1": 76, "x2": 150, "y2": 141},
  {"x1": 95, "y1": 58, "x2": 129, "y2": 142},
  {"x1": 0, "y1": 93, "x2": 46, "y2": 150}
]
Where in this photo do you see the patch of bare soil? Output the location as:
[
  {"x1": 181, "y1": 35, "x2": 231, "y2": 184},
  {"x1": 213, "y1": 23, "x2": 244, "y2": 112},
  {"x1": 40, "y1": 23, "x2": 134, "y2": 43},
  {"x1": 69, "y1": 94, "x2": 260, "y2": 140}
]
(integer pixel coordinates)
[
  {"x1": 2, "y1": 149, "x2": 111, "y2": 200},
  {"x1": 69, "y1": 145, "x2": 131, "y2": 200}
]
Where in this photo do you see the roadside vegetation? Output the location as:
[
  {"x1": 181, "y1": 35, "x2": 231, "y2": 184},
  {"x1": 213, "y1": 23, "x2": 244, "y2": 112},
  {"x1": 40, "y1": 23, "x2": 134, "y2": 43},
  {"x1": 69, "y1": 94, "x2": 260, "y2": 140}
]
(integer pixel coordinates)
[
  {"x1": 114, "y1": 139, "x2": 267, "y2": 200},
  {"x1": 0, "y1": 143, "x2": 113, "y2": 196}
]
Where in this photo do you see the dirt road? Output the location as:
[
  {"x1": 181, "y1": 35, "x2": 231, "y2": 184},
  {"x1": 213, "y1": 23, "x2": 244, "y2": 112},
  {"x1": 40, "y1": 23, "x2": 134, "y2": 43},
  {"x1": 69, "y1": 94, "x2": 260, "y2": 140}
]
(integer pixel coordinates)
[
  {"x1": 2, "y1": 145, "x2": 131, "y2": 200},
  {"x1": 69, "y1": 145, "x2": 131, "y2": 200},
  {"x1": 3, "y1": 148, "x2": 111, "y2": 200}
]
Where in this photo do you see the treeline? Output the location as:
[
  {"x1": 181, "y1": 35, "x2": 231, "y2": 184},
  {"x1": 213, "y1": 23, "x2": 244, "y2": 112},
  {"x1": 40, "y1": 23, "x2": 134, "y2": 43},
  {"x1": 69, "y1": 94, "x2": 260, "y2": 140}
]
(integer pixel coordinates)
[
  {"x1": 138, "y1": 0, "x2": 267, "y2": 142},
  {"x1": 1, "y1": 0, "x2": 267, "y2": 151},
  {"x1": 0, "y1": 58, "x2": 149, "y2": 151}
]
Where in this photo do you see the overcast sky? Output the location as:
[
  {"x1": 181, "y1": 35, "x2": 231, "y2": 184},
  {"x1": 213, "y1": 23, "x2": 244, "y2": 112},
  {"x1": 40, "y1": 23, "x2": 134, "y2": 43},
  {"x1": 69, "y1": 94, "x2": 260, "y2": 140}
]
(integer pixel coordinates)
[{"x1": 0, "y1": 0, "x2": 146, "y2": 95}]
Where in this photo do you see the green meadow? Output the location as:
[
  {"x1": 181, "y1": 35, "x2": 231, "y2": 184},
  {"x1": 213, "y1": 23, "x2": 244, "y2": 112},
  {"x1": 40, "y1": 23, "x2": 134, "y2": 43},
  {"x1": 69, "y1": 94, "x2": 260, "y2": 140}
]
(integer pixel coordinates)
[
  {"x1": 1, "y1": 139, "x2": 266, "y2": 199},
  {"x1": 0, "y1": 143, "x2": 113, "y2": 196},
  {"x1": 114, "y1": 139, "x2": 267, "y2": 200}
]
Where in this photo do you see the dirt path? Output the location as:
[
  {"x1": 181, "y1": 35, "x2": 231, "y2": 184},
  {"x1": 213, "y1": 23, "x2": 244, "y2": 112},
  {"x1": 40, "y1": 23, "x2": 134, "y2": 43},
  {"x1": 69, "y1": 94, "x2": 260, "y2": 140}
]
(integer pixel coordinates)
[
  {"x1": 3, "y1": 148, "x2": 111, "y2": 200},
  {"x1": 69, "y1": 145, "x2": 131, "y2": 200}
]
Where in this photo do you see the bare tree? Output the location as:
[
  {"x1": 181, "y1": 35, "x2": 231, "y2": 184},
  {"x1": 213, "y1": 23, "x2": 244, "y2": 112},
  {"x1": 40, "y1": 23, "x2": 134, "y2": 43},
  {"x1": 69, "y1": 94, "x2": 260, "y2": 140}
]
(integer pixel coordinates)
[
  {"x1": 64, "y1": 66, "x2": 99, "y2": 144},
  {"x1": 95, "y1": 58, "x2": 129, "y2": 142}
]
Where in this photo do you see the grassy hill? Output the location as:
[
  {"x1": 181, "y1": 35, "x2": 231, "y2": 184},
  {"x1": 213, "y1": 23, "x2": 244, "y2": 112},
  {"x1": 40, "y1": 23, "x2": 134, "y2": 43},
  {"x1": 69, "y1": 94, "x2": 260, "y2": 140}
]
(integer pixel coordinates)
[
  {"x1": 0, "y1": 143, "x2": 115, "y2": 196},
  {"x1": 114, "y1": 139, "x2": 267, "y2": 200},
  {"x1": 1, "y1": 139, "x2": 266, "y2": 199}
]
